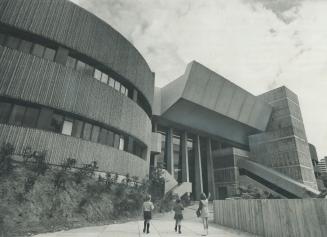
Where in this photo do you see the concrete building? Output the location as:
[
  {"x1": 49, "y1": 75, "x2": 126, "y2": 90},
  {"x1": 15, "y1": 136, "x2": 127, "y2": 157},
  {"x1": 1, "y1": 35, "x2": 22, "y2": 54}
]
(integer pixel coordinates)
[
  {"x1": 0, "y1": 0, "x2": 320, "y2": 199},
  {"x1": 318, "y1": 158, "x2": 327, "y2": 175}
]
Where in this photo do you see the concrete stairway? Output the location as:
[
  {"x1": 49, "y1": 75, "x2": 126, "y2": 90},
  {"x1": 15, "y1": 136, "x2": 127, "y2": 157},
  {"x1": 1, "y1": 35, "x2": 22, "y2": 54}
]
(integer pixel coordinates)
[{"x1": 162, "y1": 169, "x2": 192, "y2": 197}]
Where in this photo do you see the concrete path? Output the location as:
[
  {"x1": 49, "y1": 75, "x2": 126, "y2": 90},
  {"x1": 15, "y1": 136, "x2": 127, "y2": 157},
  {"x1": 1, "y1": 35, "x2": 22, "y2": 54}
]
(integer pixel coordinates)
[{"x1": 34, "y1": 205, "x2": 258, "y2": 237}]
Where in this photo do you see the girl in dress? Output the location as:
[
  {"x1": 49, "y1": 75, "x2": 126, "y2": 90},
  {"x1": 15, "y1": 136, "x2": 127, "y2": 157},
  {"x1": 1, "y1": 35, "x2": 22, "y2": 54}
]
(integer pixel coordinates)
[{"x1": 199, "y1": 192, "x2": 210, "y2": 236}]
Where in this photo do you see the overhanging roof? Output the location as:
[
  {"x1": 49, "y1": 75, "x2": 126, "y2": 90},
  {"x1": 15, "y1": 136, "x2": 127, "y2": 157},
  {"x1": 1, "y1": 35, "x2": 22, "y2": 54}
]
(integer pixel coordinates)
[{"x1": 153, "y1": 61, "x2": 272, "y2": 146}]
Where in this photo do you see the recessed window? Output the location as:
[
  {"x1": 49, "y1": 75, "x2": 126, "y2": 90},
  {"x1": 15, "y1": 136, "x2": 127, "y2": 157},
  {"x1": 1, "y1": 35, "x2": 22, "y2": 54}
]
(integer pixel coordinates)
[
  {"x1": 76, "y1": 60, "x2": 86, "y2": 72},
  {"x1": 125, "y1": 88, "x2": 129, "y2": 97},
  {"x1": 114, "y1": 81, "x2": 121, "y2": 91},
  {"x1": 94, "y1": 69, "x2": 102, "y2": 80},
  {"x1": 120, "y1": 85, "x2": 126, "y2": 95},
  {"x1": 43, "y1": 47, "x2": 56, "y2": 61},
  {"x1": 50, "y1": 114, "x2": 64, "y2": 133},
  {"x1": 82, "y1": 122, "x2": 92, "y2": 140},
  {"x1": 23, "y1": 107, "x2": 39, "y2": 128},
  {"x1": 72, "y1": 119, "x2": 83, "y2": 138},
  {"x1": 0, "y1": 102, "x2": 12, "y2": 123},
  {"x1": 85, "y1": 64, "x2": 94, "y2": 76},
  {"x1": 91, "y1": 125, "x2": 100, "y2": 142},
  {"x1": 109, "y1": 78, "x2": 115, "y2": 87},
  {"x1": 119, "y1": 136, "x2": 125, "y2": 150},
  {"x1": 31, "y1": 44, "x2": 45, "y2": 57},
  {"x1": 8, "y1": 105, "x2": 26, "y2": 126},
  {"x1": 114, "y1": 133, "x2": 120, "y2": 148},
  {"x1": 106, "y1": 130, "x2": 114, "y2": 147},
  {"x1": 66, "y1": 56, "x2": 77, "y2": 69},
  {"x1": 0, "y1": 32, "x2": 6, "y2": 45},
  {"x1": 62, "y1": 119, "x2": 73, "y2": 136},
  {"x1": 98, "y1": 128, "x2": 108, "y2": 145},
  {"x1": 18, "y1": 40, "x2": 33, "y2": 54},
  {"x1": 101, "y1": 73, "x2": 109, "y2": 84},
  {"x1": 5, "y1": 36, "x2": 20, "y2": 49}
]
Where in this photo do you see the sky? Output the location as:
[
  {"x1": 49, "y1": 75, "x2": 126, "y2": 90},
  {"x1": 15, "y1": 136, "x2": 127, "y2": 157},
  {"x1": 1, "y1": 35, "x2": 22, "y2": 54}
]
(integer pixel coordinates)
[{"x1": 70, "y1": 0, "x2": 327, "y2": 159}]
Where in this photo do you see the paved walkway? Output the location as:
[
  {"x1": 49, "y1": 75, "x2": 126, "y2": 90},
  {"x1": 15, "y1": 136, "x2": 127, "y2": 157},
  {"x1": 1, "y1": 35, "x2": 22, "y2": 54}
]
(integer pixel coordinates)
[{"x1": 35, "y1": 205, "x2": 258, "y2": 237}]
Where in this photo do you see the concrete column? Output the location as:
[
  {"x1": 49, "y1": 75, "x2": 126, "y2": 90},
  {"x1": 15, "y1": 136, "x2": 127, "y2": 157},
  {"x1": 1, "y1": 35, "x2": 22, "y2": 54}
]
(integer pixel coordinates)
[
  {"x1": 181, "y1": 131, "x2": 190, "y2": 182},
  {"x1": 194, "y1": 135, "x2": 203, "y2": 200},
  {"x1": 206, "y1": 138, "x2": 216, "y2": 200},
  {"x1": 166, "y1": 128, "x2": 174, "y2": 175}
]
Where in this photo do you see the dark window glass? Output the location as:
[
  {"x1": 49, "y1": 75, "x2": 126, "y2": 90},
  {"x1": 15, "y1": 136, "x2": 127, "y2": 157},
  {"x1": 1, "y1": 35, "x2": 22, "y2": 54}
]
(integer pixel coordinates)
[
  {"x1": 50, "y1": 114, "x2": 64, "y2": 133},
  {"x1": 5, "y1": 35, "x2": 20, "y2": 49},
  {"x1": 106, "y1": 131, "x2": 114, "y2": 147},
  {"x1": 0, "y1": 102, "x2": 12, "y2": 123},
  {"x1": 76, "y1": 60, "x2": 85, "y2": 72},
  {"x1": 91, "y1": 125, "x2": 100, "y2": 142},
  {"x1": 18, "y1": 40, "x2": 33, "y2": 54},
  {"x1": 43, "y1": 47, "x2": 56, "y2": 61},
  {"x1": 62, "y1": 118, "x2": 73, "y2": 136},
  {"x1": 98, "y1": 128, "x2": 108, "y2": 145},
  {"x1": 0, "y1": 32, "x2": 6, "y2": 45},
  {"x1": 31, "y1": 44, "x2": 45, "y2": 57},
  {"x1": 108, "y1": 78, "x2": 115, "y2": 87},
  {"x1": 101, "y1": 73, "x2": 108, "y2": 84},
  {"x1": 84, "y1": 64, "x2": 94, "y2": 76},
  {"x1": 8, "y1": 105, "x2": 26, "y2": 126},
  {"x1": 72, "y1": 120, "x2": 83, "y2": 138},
  {"x1": 22, "y1": 107, "x2": 39, "y2": 128},
  {"x1": 82, "y1": 123, "x2": 92, "y2": 140},
  {"x1": 114, "y1": 81, "x2": 121, "y2": 91},
  {"x1": 66, "y1": 56, "x2": 77, "y2": 69}
]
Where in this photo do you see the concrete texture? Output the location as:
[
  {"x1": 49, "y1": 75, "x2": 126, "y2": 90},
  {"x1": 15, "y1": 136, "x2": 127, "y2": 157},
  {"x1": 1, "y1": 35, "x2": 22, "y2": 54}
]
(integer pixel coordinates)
[
  {"x1": 34, "y1": 205, "x2": 258, "y2": 237},
  {"x1": 0, "y1": 0, "x2": 154, "y2": 105},
  {"x1": 249, "y1": 86, "x2": 318, "y2": 190},
  {"x1": 0, "y1": 124, "x2": 149, "y2": 179},
  {"x1": 157, "y1": 61, "x2": 272, "y2": 132}
]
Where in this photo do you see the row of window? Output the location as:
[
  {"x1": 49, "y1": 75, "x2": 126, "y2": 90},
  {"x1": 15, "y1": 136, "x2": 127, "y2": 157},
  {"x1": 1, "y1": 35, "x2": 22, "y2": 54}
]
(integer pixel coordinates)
[
  {"x1": 0, "y1": 100, "x2": 146, "y2": 159},
  {"x1": 0, "y1": 30, "x2": 151, "y2": 115}
]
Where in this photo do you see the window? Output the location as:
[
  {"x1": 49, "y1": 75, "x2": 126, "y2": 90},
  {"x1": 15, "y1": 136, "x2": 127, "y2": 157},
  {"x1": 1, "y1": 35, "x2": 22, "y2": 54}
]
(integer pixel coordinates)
[
  {"x1": 43, "y1": 47, "x2": 56, "y2": 61},
  {"x1": 22, "y1": 107, "x2": 39, "y2": 128},
  {"x1": 72, "y1": 119, "x2": 83, "y2": 138},
  {"x1": 18, "y1": 40, "x2": 33, "y2": 54},
  {"x1": 82, "y1": 123, "x2": 92, "y2": 140},
  {"x1": 76, "y1": 60, "x2": 85, "y2": 72},
  {"x1": 5, "y1": 36, "x2": 20, "y2": 49},
  {"x1": 91, "y1": 125, "x2": 100, "y2": 142},
  {"x1": 31, "y1": 44, "x2": 45, "y2": 57},
  {"x1": 66, "y1": 56, "x2": 77, "y2": 69},
  {"x1": 8, "y1": 105, "x2": 26, "y2": 126},
  {"x1": 62, "y1": 118, "x2": 73, "y2": 136},
  {"x1": 125, "y1": 88, "x2": 129, "y2": 97},
  {"x1": 0, "y1": 32, "x2": 6, "y2": 45},
  {"x1": 106, "y1": 130, "x2": 114, "y2": 146},
  {"x1": 101, "y1": 73, "x2": 108, "y2": 84},
  {"x1": 84, "y1": 64, "x2": 94, "y2": 76},
  {"x1": 0, "y1": 102, "x2": 12, "y2": 123},
  {"x1": 50, "y1": 114, "x2": 64, "y2": 133},
  {"x1": 120, "y1": 85, "x2": 126, "y2": 95},
  {"x1": 94, "y1": 69, "x2": 102, "y2": 80},
  {"x1": 98, "y1": 128, "x2": 108, "y2": 145},
  {"x1": 114, "y1": 81, "x2": 121, "y2": 91},
  {"x1": 108, "y1": 78, "x2": 115, "y2": 87},
  {"x1": 113, "y1": 133, "x2": 120, "y2": 148},
  {"x1": 119, "y1": 136, "x2": 125, "y2": 150}
]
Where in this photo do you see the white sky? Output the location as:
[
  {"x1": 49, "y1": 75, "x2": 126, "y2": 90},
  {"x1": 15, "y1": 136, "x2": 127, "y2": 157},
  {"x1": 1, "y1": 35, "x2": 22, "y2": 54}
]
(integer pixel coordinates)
[{"x1": 70, "y1": 0, "x2": 327, "y2": 159}]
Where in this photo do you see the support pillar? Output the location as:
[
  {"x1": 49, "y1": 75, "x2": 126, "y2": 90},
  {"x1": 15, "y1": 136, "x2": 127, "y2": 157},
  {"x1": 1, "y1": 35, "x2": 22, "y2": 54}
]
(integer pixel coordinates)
[
  {"x1": 206, "y1": 138, "x2": 215, "y2": 200},
  {"x1": 166, "y1": 128, "x2": 174, "y2": 175},
  {"x1": 194, "y1": 135, "x2": 203, "y2": 200},
  {"x1": 181, "y1": 131, "x2": 189, "y2": 182}
]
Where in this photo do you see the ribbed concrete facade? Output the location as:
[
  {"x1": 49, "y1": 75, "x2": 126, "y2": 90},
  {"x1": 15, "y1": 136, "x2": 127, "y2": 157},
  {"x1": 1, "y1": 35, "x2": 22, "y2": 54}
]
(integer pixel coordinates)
[{"x1": 0, "y1": 0, "x2": 154, "y2": 180}]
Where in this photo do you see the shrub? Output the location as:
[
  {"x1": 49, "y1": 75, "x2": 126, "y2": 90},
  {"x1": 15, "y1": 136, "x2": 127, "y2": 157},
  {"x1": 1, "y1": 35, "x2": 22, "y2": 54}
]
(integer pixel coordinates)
[
  {"x1": 73, "y1": 161, "x2": 98, "y2": 184},
  {"x1": 0, "y1": 143, "x2": 15, "y2": 176}
]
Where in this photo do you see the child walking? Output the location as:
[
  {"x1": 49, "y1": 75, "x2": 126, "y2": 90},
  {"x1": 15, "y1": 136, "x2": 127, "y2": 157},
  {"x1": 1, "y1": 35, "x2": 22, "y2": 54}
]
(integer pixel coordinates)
[
  {"x1": 143, "y1": 194, "x2": 154, "y2": 234},
  {"x1": 173, "y1": 198, "x2": 184, "y2": 234}
]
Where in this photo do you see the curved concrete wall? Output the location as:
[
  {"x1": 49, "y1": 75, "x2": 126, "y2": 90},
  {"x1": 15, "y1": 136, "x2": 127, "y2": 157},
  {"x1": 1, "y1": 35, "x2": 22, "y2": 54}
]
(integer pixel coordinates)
[
  {"x1": 0, "y1": 0, "x2": 154, "y2": 106},
  {"x1": 0, "y1": 124, "x2": 148, "y2": 179},
  {"x1": 0, "y1": 47, "x2": 152, "y2": 145}
]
